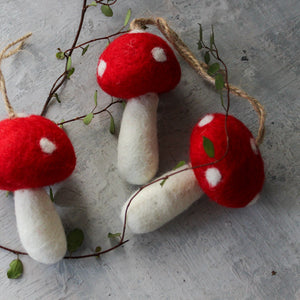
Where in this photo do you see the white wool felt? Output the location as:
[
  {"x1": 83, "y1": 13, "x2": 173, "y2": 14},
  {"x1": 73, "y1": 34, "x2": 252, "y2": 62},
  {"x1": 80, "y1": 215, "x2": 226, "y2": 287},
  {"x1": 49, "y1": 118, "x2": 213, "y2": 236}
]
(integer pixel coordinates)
[
  {"x1": 198, "y1": 114, "x2": 214, "y2": 127},
  {"x1": 205, "y1": 167, "x2": 222, "y2": 188},
  {"x1": 118, "y1": 93, "x2": 159, "y2": 185},
  {"x1": 98, "y1": 59, "x2": 107, "y2": 77},
  {"x1": 39, "y1": 137, "x2": 57, "y2": 154},
  {"x1": 151, "y1": 47, "x2": 167, "y2": 62},
  {"x1": 14, "y1": 188, "x2": 67, "y2": 264},
  {"x1": 129, "y1": 29, "x2": 146, "y2": 34},
  {"x1": 121, "y1": 164, "x2": 204, "y2": 233}
]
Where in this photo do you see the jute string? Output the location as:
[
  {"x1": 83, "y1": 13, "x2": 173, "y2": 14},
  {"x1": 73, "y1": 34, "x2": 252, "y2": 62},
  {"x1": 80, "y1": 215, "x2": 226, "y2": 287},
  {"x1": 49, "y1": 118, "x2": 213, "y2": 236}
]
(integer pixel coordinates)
[
  {"x1": 130, "y1": 18, "x2": 265, "y2": 145},
  {"x1": 0, "y1": 33, "x2": 32, "y2": 119}
]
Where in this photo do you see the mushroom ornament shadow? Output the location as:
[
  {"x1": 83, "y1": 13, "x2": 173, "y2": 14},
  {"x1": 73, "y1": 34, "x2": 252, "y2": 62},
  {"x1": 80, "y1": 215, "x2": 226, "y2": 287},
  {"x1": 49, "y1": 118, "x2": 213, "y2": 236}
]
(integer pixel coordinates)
[
  {"x1": 96, "y1": 31, "x2": 181, "y2": 185},
  {"x1": 121, "y1": 113, "x2": 265, "y2": 234}
]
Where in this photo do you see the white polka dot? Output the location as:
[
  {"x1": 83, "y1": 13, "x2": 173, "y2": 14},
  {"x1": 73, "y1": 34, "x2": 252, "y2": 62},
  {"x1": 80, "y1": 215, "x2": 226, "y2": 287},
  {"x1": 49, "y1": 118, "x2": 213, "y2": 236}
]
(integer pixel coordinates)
[
  {"x1": 205, "y1": 167, "x2": 222, "y2": 188},
  {"x1": 151, "y1": 47, "x2": 167, "y2": 62},
  {"x1": 247, "y1": 194, "x2": 260, "y2": 206},
  {"x1": 98, "y1": 59, "x2": 107, "y2": 77},
  {"x1": 250, "y1": 138, "x2": 258, "y2": 155},
  {"x1": 40, "y1": 138, "x2": 56, "y2": 154},
  {"x1": 198, "y1": 114, "x2": 214, "y2": 127}
]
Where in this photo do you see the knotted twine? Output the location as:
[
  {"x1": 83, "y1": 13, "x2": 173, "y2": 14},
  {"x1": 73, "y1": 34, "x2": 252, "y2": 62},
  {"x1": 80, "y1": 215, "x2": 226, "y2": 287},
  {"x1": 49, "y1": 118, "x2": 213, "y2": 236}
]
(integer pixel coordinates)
[
  {"x1": 130, "y1": 17, "x2": 265, "y2": 145},
  {"x1": 0, "y1": 33, "x2": 32, "y2": 119}
]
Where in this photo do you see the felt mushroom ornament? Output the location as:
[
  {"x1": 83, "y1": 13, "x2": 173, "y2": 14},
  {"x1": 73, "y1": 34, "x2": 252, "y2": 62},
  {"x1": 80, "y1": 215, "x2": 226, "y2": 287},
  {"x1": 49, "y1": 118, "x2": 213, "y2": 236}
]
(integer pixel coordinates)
[
  {"x1": 96, "y1": 30, "x2": 181, "y2": 185},
  {"x1": 0, "y1": 34, "x2": 76, "y2": 264},
  {"x1": 121, "y1": 113, "x2": 265, "y2": 234},
  {"x1": 0, "y1": 116, "x2": 76, "y2": 264}
]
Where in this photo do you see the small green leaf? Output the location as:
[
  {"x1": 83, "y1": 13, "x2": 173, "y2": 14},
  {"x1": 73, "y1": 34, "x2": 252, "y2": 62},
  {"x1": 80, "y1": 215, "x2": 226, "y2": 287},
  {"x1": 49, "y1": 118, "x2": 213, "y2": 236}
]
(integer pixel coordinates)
[
  {"x1": 203, "y1": 136, "x2": 215, "y2": 158},
  {"x1": 66, "y1": 56, "x2": 72, "y2": 71},
  {"x1": 67, "y1": 229, "x2": 84, "y2": 253},
  {"x1": 108, "y1": 232, "x2": 121, "y2": 239},
  {"x1": 49, "y1": 187, "x2": 54, "y2": 202},
  {"x1": 95, "y1": 246, "x2": 102, "y2": 253},
  {"x1": 101, "y1": 5, "x2": 113, "y2": 17},
  {"x1": 199, "y1": 23, "x2": 203, "y2": 42},
  {"x1": 204, "y1": 51, "x2": 210, "y2": 64},
  {"x1": 83, "y1": 113, "x2": 94, "y2": 125},
  {"x1": 54, "y1": 93, "x2": 61, "y2": 103},
  {"x1": 197, "y1": 24, "x2": 203, "y2": 49},
  {"x1": 59, "y1": 119, "x2": 65, "y2": 128},
  {"x1": 173, "y1": 160, "x2": 186, "y2": 170},
  {"x1": 219, "y1": 91, "x2": 226, "y2": 110},
  {"x1": 67, "y1": 67, "x2": 75, "y2": 79},
  {"x1": 207, "y1": 63, "x2": 220, "y2": 76},
  {"x1": 81, "y1": 45, "x2": 89, "y2": 56},
  {"x1": 210, "y1": 35, "x2": 214, "y2": 49},
  {"x1": 109, "y1": 114, "x2": 115, "y2": 134},
  {"x1": 89, "y1": 1, "x2": 97, "y2": 6},
  {"x1": 56, "y1": 51, "x2": 65, "y2": 60},
  {"x1": 124, "y1": 8, "x2": 131, "y2": 26},
  {"x1": 215, "y1": 73, "x2": 224, "y2": 90},
  {"x1": 94, "y1": 90, "x2": 98, "y2": 107},
  {"x1": 160, "y1": 178, "x2": 167, "y2": 187},
  {"x1": 7, "y1": 259, "x2": 23, "y2": 279}
]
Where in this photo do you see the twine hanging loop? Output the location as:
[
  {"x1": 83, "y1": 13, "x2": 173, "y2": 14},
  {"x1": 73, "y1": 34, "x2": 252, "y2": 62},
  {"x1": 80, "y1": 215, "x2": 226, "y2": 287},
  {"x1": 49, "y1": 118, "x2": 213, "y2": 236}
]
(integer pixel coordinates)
[
  {"x1": 130, "y1": 18, "x2": 265, "y2": 145},
  {"x1": 0, "y1": 33, "x2": 32, "y2": 118}
]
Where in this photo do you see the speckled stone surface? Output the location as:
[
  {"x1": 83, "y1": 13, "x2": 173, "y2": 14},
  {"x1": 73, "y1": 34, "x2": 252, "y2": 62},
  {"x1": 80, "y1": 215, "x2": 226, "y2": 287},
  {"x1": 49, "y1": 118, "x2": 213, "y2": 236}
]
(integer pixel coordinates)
[{"x1": 0, "y1": 0, "x2": 299, "y2": 299}]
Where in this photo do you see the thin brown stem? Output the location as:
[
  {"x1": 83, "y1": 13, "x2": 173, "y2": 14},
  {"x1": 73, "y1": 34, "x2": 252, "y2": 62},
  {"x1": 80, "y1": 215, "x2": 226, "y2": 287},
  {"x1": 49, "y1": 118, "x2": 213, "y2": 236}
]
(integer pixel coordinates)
[
  {"x1": 70, "y1": 0, "x2": 88, "y2": 57},
  {"x1": 0, "y1": 239, "x2": 129, "y2": 260},
  {"x1": 0, "y1": 245, "x2": 27, "y2": 256},
  {"x1": 41, "y1": 74, "x2": 68, "y2": 116},
  {"x1": 57, "y1": 100, "x2": 122, "y2": 126},
  {"x1": 63, "y1": 30, "x2": 128, "y2": 54},
  {"x1": 41, "y1": 0, "x2": 88, "y2": 116},
  {"x1": 49, "y1": 71, "x2": 67, "y2": 95},
  {"x1": 212, "y1": 43, "x2": 230, "y2": 113},
  {"x1": 64, "y1": 240, "x2": 129, "y2": 259},
  {"x1": 41, "y1": 0, "x2": 123, "y2": 117}
]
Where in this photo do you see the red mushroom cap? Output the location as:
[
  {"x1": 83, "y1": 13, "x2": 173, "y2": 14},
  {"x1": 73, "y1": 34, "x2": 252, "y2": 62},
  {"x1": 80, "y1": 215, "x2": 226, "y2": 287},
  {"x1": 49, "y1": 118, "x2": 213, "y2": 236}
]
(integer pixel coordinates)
[
  {"x1": 0, "y1": 115, "x2": 76, "y2": 191},
  {"x1": 96, "y1": 32, "x2": 181, "y2": 99},
  {"x1": 190, "y1": 113, "x2": 264, "y2": 208}
]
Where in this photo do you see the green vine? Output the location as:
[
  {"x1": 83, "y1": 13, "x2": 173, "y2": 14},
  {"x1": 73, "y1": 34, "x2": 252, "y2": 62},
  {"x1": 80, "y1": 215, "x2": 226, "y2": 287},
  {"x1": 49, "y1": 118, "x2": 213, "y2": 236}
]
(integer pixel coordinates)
[{"x1": 0, "y1": 3, "x2": 237, "y2": 280}]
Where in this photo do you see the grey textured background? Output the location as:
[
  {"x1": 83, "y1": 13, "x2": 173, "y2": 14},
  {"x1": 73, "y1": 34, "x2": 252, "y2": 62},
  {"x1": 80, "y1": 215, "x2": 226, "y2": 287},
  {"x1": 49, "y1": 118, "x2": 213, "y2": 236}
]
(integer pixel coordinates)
[{"x1": 0, "y1": 0, "x2": 299, "y2": 299}]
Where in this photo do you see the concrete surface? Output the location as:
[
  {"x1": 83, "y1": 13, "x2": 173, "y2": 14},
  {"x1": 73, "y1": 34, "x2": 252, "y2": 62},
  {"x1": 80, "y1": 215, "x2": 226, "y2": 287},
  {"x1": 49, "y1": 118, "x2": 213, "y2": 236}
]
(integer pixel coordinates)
[{"x1": 0, "y1": 0, "x2": 299, "y2": 299}]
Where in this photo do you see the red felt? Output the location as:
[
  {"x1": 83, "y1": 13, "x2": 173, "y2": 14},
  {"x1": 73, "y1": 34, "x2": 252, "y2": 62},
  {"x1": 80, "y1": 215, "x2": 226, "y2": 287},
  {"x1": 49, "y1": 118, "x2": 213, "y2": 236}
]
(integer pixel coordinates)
[
  {"x1": 97, "y1": 32, "x2": 181, "y2": 99},
  {"x1": 0, "y1": 115, "x2": 76, "y2": 191},
  {"x1": 190, "y1": 113, "x2": 264, "y2": 208}
]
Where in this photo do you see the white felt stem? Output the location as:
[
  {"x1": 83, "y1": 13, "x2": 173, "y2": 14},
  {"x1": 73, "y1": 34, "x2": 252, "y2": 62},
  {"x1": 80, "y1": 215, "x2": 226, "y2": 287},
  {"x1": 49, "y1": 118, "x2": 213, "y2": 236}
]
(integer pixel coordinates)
[
  {"x1": 121, "y1": 164, "x2": 204, "y2": 233},
  {"x1": 14, "y1": 188, "x2": 67, "y2": 264},
  {"x1": 118, "y1": 93, "x2": 159, "y2": 185}
]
